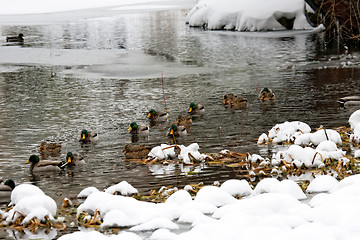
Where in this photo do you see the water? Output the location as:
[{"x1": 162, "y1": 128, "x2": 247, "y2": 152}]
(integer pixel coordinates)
[{"x1": 0, "y1": 6, "x2": 360, "y2": 239}]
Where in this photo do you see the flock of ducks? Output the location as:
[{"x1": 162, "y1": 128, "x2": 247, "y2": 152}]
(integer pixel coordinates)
[
  {"x1": 128, "y1": 102, "x2": 205, "y2": 138},
  {"x1": 23, "y1": 130, "x2": 96, "y2": 176}
]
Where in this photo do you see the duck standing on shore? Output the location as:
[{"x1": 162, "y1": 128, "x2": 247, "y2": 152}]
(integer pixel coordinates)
[{"x1": 6, "y1": 33, "x2": 24, "y2": 42}]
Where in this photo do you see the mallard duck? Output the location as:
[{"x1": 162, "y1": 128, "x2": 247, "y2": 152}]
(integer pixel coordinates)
[
  {"x1": 38, "y1": 142, "x2": 61, "y2": 157},
  {"x1": 0, "y1": 179, "x2": 15, "y2": 199},
  {"x1": 122, "y1": 144, "x2": 152, "y2": 159},
  {"x1": 147, "y1": 109, "x2": 168, "y2": 122},
  {"x1": 188, "y1": 102, "x2": 205, "y2": 115},
  {"x1": 25, "y1": 155, "x2": 63, "y2": 174},
  {"x1": 222, "y1": 93, "x2": 247, "y2": 108},
  {"x1": 174, "y1": 114, "x2": 192, "y2": 126},
  {"x1": 338, "y1": 96, "x2": 360, "y2": 108},
  {"x1": 6, "y1": 33, "x2": 24, "y2": 42},
  {"x1": 79, "y1": 129, "x2": 98, "y2": 143},
  {"x1": 167, "y1": 124, "x2": 187, "y2": 137},
  {"x1": 59, "y1": 152, "x2": 84, "y2": 168},
  {"x1": 259, "y1": 88, "x2": 276, "y2": 101},
  {"x1": 128, "y1": 122, "x2": 149, "y2": 135}
]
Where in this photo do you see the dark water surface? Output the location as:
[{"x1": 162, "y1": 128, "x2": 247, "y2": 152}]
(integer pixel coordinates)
[{"x1": 0, "y1": 6, "x2": 360, "y2": 239}]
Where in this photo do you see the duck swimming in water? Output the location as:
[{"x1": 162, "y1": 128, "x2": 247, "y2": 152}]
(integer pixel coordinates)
[
  {"x1": 25, "y1": 155, "x2": 63, "y2": 174},
  {"x1": 188, "y1": 102, "x2": 205, "y2": 115},
  {"x1": 128, "y1": 122, "x2": 149, "y2": 135},
  {"x1": 0, "y1": 179, "x2": 15, "y2": 199},
  {"x1": 259, "y1": 88, "x2": 276, "y2": 101},
  {"x1": 79, "y1": 129, "x2": 98, "y2": 143},
  {"x1": 6, "y1": 33, "x2": 24, "y2": 42},
  {"x1": 337, "y1": 96, "x2": 360, "y2": 108},
  {"x1": 38, "y1": 141, "x2": 62, "y2": 157},
  {"x1": 222, "y1": 93, "x2": 248, "y2": 109},
  {"x1": 167, "y1": 124, "x2": 187, "y2": 137},
  {"x1": 147, "y1": 109, "x2": 168, "y2": 122}
]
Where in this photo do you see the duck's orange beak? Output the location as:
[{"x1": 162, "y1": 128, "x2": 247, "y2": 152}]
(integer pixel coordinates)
[
  {"x1": 188, "y1": 108, "x2": 192, "y2": 113},
  {"x1": 128, "y1": 127, "x2": 132, "y2": 131},
  {"x1": 25, "y1": 160, "x2": 30, "y2": 164},
  {"x1": 170, "y1": 129, "x2": 174, "y2": 135},
  {"x1": 147, "y1": 113, "x2": 151, "y2": 118},
  {"x1": 82, "y1": 134, "x2": 86, "y2": 139},
  {"x1": 67, "y1": 157, "x2": 72, "y2": 163}
]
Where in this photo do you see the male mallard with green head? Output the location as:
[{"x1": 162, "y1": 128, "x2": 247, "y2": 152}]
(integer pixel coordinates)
[
  {"x1": 6, "y1": 33, "x2": 24, "y2": 42},
  {"x1": 259, "y1": 88, "x2": 276, "y2": 101},
  {"x1": 188, "y1": 102, "x2": 205, "y2": 115},
  {"x1": 60, "y1": 152, "x2": 84, "y2": 168},
  {"x1": 25, "y1": 155, "x2": 63, "y2": 174},
  {"x1": 0, "y1": 179, "x2": 15, "y2": 199},
  {"x1": 147, "y1": 109, "x2": 167, "y2": 122},
  {"x1": 79, "y1": 129, "x2": 98, "y2": 143},
  {"x1": 167, "y1": 124, "x2": 187, "y2": 137},
  {"x1": 128, "y1": 122, "x2": 149, "y2": 135}
]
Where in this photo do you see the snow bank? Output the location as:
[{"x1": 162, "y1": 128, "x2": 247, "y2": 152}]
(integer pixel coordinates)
[
  {"x1": 186, "y1": 0, "x2": 315, "y2": 31},
  {"x1": 3, "y1": 184, "x2": 57, "y2": 225}
]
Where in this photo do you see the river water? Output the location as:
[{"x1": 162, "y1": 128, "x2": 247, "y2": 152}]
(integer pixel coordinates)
[{"x1": 0, "y1": 3, "x2": 360, "y2": 239}]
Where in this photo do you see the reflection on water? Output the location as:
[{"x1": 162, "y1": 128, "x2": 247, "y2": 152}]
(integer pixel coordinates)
[{"x1": 0, "y1": 7, "x2": 360, "y2": 238}]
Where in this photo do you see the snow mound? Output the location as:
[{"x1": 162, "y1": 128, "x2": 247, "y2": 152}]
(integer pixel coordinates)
[
  {"x1": 105, "y1": 181, "x2": 138, "y2": 196},
  {"x1": 186, "y1": 0, "x2": 314, "y2": 31}
]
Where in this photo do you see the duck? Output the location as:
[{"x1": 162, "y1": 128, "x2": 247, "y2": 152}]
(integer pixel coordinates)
[
  {"x1": 25, "y1": 155, "x2": 63, "y2": 174},
  {"x1": 0, "y1": 179, "x2": 15, "y2": 198},
  {"x1": 147, "y1": 109, "x2": 168, "y2": 122},
  {"x1": 337, "y1": 96, "x2": 360, "y2": 108},
  {"x1": 38, "y1": 142, "x2": 62, "y2": 157},
  {"x1": 122, "y1": 144, "x2": 152, "y2": 159},
  {"x1": 222, "y1": 93, "x2": 248, "y2": 109},
  {"x1": 6, "y1": 33, "x2": 24, "y2": 42},
  {"x1": 188, "y1": 102, "x2": 205, "y2": 115},
  {"x1": 259, "y1": 88, "x2": 276, "y2": 101},
  {"x1": 60, "y1": 152, "x2": 84, "y2": 168},
  {"x1": 174, "y1": 114, "x2": 192, "y2": 126},
  {"x1": 128, "y1": 122, "x2": 149, "y2": 135},
  {"x1": 167, "y1": 124, "x2": 187, "y2": 137},
  {"x1": 79, "y1": 129, "x2": 98, "y2": 143}
]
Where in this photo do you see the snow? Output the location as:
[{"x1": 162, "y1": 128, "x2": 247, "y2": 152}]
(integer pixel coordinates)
[
  {"x1": 186, "y1": 0, "x2": 315, "y2": 31},
  {"x1": 77, "y1": 186, "x2": 100, "y2": 198},
  {"x1": 105, "y1": 181, "x2": 138, "y2": 196},
  {"x1": 306, "y1": 175, "x2": 338, "y2": 193},
  {"x1": 220, "y1": 179, "x2": 253, "y2": 197},
  {"x1": 349, "y1": 109, "x2": 360, "y2": 129},
  {"x1": 4, "y1": 184, "x2": 57, "y2": 225},
  {"x1": 0, "y1": 0, "x2": 175, "y2": 15}
]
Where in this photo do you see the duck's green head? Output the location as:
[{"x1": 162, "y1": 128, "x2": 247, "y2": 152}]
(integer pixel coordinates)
[
  {"x1": 25, "y1": 155, "x2": 40, "y2": 164},
  {"x1": 81, "y1": 129, "x2": 89, "y2": 140},
  {"x1": 263, "y1": 88, "x2": 269, "y2": 93},
  {"x1": 189, "y1": 102, "x2": 196, "y2": 113},
  {"x1": 170, "y1": 124, "x2": 177, "y2": 135},
  {"x1": 67, "y1": 152, "x2": 74, "y2": 163},
  {"x1": 128, "y1": 122, "x2": 138, "y2": 131},
  {"x1": 147, "y1": 109, "x2": 156, "y2": 118},
  {"x1": 4, "y1": 179, "x2": 15, "y2": 190}
]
